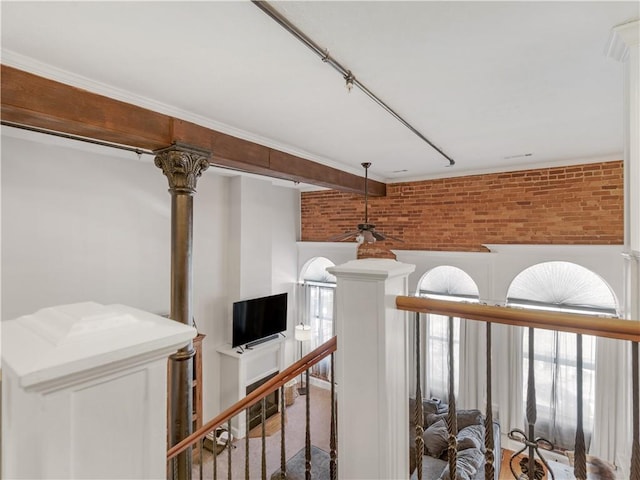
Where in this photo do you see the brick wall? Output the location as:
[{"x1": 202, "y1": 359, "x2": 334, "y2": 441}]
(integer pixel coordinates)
[{"x1": 301, "y1": 161, "x2": 624, "y2": 251}]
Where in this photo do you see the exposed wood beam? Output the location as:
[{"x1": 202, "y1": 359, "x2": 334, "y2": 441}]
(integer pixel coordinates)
[
  {"x1": 1, "y1": 65, "x2": 386, "y2": 196},
  {"x1": 1, "y1": 65, "x2": 171, "y2": 150}
]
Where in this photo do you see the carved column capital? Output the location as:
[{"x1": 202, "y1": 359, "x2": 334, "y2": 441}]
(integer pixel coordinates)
[{"x1": 154, "y1": 143, "x2": 210, "y2": 194}]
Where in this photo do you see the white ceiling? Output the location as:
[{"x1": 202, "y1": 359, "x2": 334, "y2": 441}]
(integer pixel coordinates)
[{"x1": 1, "y1": 1, "x2": 638, "y2": 184}]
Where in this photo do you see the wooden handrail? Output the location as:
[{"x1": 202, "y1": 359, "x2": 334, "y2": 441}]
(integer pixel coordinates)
[
  {"x1": 167, "y1": 336, "x2": 337, "y2": 460},
  {"x1": 396, "y1": 296, "x2": 640, "y2": 342}
]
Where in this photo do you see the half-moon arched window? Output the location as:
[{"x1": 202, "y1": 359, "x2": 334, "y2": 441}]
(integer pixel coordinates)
[
  {"x1": 299, "y1": 257, "x2": 336, "y2": 381},
  {"x1": 417, "y1": 266, "x2": 480, "y2": 401},
  {"x1": 301, "y1": 257, "x2": 337, "y2": 285},
  {"x1": 507, "y1": 261, "x2": 617, "y2": 315},
  {"x1": 507, "y1": 261, "x2": 618, "y2": 451}
]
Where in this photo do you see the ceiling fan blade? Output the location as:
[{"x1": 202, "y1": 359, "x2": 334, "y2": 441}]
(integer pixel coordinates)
[
  {"x1": 375, "y1": 231, "x2": 404, "y2": 243},
  {"x1": 328, "y1": 231, "x2": 360, "y2": 242},
  {"x1": 372, "y1": 231, "x2": 386, "y2": 241},
  {"x1": 385, "y1": 235, "x2": 405, "y2": 243}
]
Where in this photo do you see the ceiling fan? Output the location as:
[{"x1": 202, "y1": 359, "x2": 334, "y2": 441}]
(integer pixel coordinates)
[{"x1": 329, "y1": 162, "x2": 403, "y2": 244}]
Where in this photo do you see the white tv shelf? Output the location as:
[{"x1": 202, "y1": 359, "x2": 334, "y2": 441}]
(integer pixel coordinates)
[{"x1": 217, "y1": 337, "x2": 285, "y2": 438}]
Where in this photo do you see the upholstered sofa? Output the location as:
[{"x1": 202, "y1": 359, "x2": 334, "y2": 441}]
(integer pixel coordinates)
[{"x1": 409, "y1": 398, "x2": 501, "y2": 480}]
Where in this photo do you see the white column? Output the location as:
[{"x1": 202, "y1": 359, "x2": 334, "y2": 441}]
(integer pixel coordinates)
[
  {"x1": 327, "y1": 258, "x2": 415, "y2": 480},
  {"x1": 607, "y1": 20, "x2": 640, "y2": 320},
  {"x1": 1, "y1": 302, "x2": 196, "y2": 479}
]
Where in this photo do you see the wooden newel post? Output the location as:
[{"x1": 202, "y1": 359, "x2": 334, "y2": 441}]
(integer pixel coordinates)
[{"x1": 155, "y1": 143, "x2": 210, "y2": 480}]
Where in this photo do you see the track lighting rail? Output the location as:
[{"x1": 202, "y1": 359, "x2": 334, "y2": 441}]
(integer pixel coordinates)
[{"x1": 252, "y1": 0, "x2": 455, "y2": 167}]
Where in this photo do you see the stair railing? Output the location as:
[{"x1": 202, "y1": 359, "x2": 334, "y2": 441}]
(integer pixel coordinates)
[
  {"x1": 398, "y1": 296, "x2": 640, "y2": 480},
  {"x1": 168, "y1": 336, "x2": 337, "y2": 480}
]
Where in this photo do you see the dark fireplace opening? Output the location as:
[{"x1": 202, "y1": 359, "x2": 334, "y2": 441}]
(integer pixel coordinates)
[{"x1": 246, "y1": 371, "x2": 279, "y2": 431}]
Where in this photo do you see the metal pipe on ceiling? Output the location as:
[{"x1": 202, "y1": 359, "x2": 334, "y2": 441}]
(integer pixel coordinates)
[
  {"x1": 1, "y1": 121, "x2": 154, "y2": 157},
  {"x1": 251, "y1": 0, "x2": 456, "y2": 167}
]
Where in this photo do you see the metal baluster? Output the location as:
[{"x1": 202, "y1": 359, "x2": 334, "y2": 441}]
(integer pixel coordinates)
[
  {"x1": 227, "y1": 420, "x2": 232, "y2": 480},
  {"x1": 172, "y1": 454, "x2": 177, "y2": 480},
  {"x1": 526, "y1": 328, "x2": 537, "y2": 480},
  {"x1": 305, "y1": 368, "x2": 312, "y2": 480},
  {"x1": 574, "y1": 334, "x2": 587, "y2": 480},
  {"x1": 446, "y1": 316, "x2": 458, "y2": 479},
  {"x1": 415, "y1": 313, "x2": 425, "y2": 480},
  {"x1": 631, "y1": 342, "x2": 640, "y2": 480},
  {"x1": 330, "y1": 351, "x2": 337, "y2": 480},
  {"x1": 262, "y1": 397, "x2": 267, "y2": 480},
  {"x1": 199, "y1": 437, "x2": 203, "y2": 480},
  {"x1": 213, "y1": 425, "x2": 217, "y2": 480},
  {"x1": 484, "y1": 322, "x2": 495, "y2": 480},
  {"x1": 508, "y1": 328, "x2": 554, "y2": 480},
  {"x1": 280, "y1": 385, "x2": 287, "y2": 480},
  {"x1": 246, "y1": 408, "x2": 250, "y2": 480}
]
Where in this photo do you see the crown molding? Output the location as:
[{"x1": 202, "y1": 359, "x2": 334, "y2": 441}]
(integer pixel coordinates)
[
  {"x1": 606, "y1": 19, "x2": 640, "y2": 62},
  {"x1": 385, "y1": 153, "x2": 623, "y2": 184}
]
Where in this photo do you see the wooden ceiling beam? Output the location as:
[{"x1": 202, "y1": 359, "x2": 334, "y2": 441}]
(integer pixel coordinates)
[{"x1": 1, "y1": 65, "x2": 386, "y2": 196}]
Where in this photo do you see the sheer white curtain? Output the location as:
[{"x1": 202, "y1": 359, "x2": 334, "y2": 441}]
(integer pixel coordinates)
[
  {"x1": 423, "y1": 312, "x2": 485, "y2": 409},
  {"x1": 424, "y1": 316, "x2": 486, "y2": 409},
  {"x1": 494, "y1": 323, "x2": 524, "y2": 439},
  {"x1": 305, "y1": 282, "x2": 335, "y2": 379},
  {"x1": 458, "y1": 319, "x2": 486, "y2": 410},
  {"x1": 522, "y1": 329, "x2": 596, "y2": 450},
  {"x1": 591, "y1": 338, "x2": 632, "y2": 473},
  {"x1": 425, "y1": 314, "x2": 459, "y2": 401}
]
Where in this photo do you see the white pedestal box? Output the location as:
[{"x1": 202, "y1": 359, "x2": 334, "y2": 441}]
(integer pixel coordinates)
[{"x1": 1, "y1": 302, "x2": 196, "y2": 479}]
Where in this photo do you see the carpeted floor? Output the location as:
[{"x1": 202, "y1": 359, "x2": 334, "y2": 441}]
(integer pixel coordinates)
[
  {"x1": 269, "y1": 445, "x2": 331, "y2": 480},
  {"x1": 193, "y1": 384, "x2": 333, "y2": 479}
]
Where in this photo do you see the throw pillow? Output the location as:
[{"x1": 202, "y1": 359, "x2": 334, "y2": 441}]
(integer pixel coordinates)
[
  {"x1": 422, "y1": 418, "x2": 449, "y2": 458},
  {"x1": 456, "y1": 424, "x2": 485, "y2": 452},
  {"x1": 426, "y1": 409, "x2": 483, "y2": 431},
  {"x1": 424, "y1": 398, "x2": 442, "y2": 414},
  {"x1": 456, "y1": 437, "x2": 477, "y2": 452},
  {"x1": 426, "y1": 412, "x2": 446, "y2": 427},
  {"x1": 438, "y1": 447, "x2": 484, "y2": 480},
  {"x1": 456, "y1": 410, "x2": 483, "y2": 431},
  {"x1": 410, "y1": 397, "x2": 448, "y2": 426}
]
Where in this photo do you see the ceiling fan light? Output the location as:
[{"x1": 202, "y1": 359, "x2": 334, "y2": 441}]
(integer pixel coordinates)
[{"x1": 362, "y1": 230, "x2": 376, "y2": 244}]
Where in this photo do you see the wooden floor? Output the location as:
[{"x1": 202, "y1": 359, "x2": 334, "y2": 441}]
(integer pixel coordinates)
[
  {"x1": 499, "y1": 449, "x2": 551, "y2": 480},
  {"x1": 247, "y1": 411, "x2": 281, "y2": 438},
  {"x1": 499, "y1": 449, "x2": 516, "y2": 480}
]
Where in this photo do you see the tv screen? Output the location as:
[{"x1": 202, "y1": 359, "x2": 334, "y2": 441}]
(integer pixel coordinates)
[{"x1": 232, "y1": 292, "x2": 288, "y2": 348}]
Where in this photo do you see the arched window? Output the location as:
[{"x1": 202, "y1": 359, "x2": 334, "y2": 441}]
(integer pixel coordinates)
[
  {"x1": 507, "y1": 261, "x2": 618, "y2": 451},
  {"x1": 417, "y1": 266, "x2": 480, "y2": 403},
  {"x1": 299, "y1": 257, "x2": 336, "y2": 380}
]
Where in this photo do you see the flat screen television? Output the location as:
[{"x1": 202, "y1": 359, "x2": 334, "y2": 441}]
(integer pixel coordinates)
[{"x1": 232, "y1": 292, "x2": 288, "y2": 348}]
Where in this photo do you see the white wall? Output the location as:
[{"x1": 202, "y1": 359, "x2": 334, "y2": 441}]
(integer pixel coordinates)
[
  {"x1": 228, "y1": 176, "x2": 273, "y2": 306},
  {"x1": 1, "y1": 126, "x2": 301, "y2": 422},
  {"x1": 271, "y1": 186, "x2": 301, "y2": 363},
  {"x1": 1, "y1": 129, "x2": 174, "y2": 319}
]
